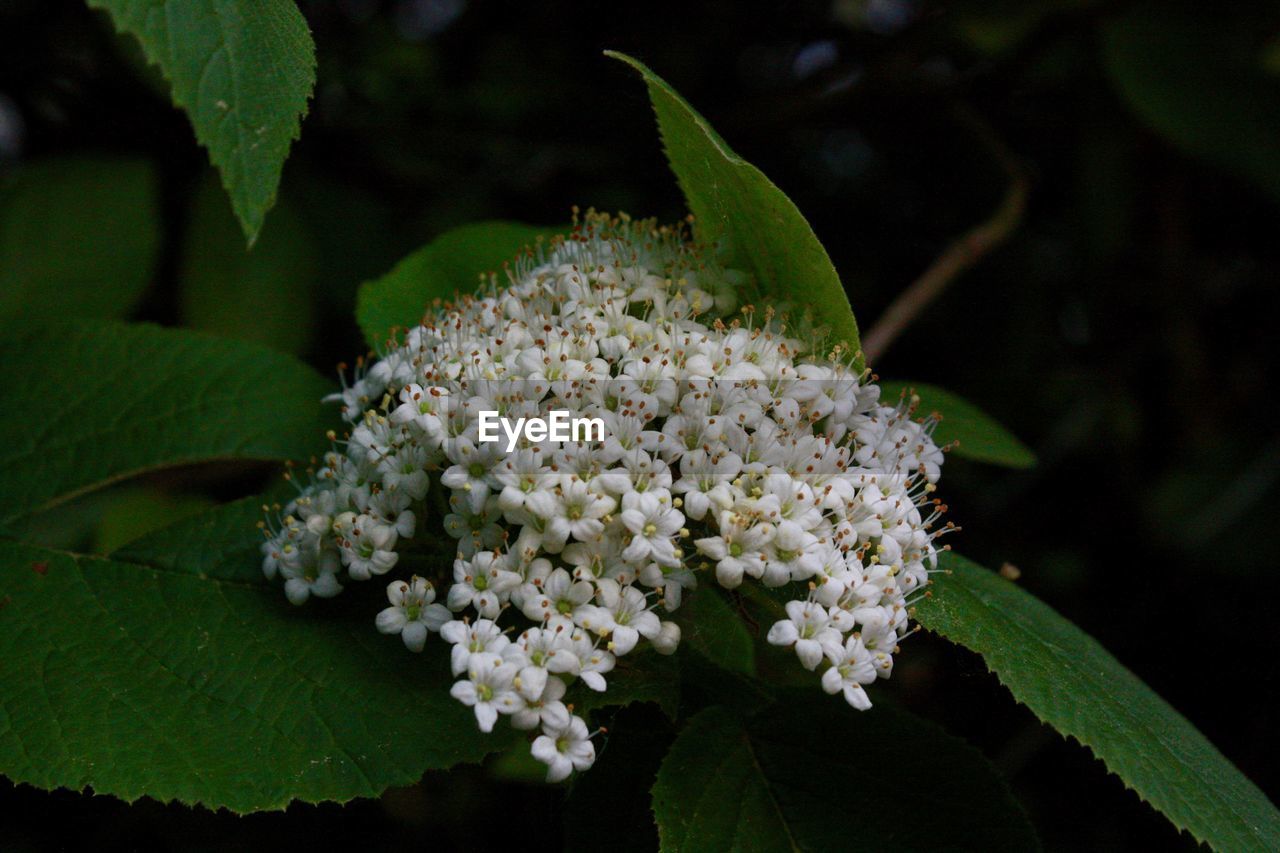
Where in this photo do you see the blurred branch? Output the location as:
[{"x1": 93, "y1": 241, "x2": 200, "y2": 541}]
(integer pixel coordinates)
[{"x1": 862, "y1": 108, "x2": 1029, "y2": 364}]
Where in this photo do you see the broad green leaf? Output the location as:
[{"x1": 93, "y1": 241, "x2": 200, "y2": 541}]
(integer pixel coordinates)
[
  {"x1": 878, "y1": 380, "x2": 1035, "y2": 468},
  {"x1": 0, "y1": 157, "x2": 159, "y2": 321},
  {"x1": 652, "y1": 701, "x2": 1039, "y2": 851},
  {"x1": 916, "y1": 552, "x2": 1280, "y2": 849},
  {"x1": 180, "y1": 175, "x2": 318, "y2": 355},
  {"x1": 1104, "y1": 4, "x2": 1280, "y2": 202},
  {"x1": 356, "y1": 221, "x2": 555, "y2": 349},
  {"x1": 606, "y1": 52, "x2": 864, "y2": 369},
  {"x1": 0, "y1": 320, "x2": 334, "y2": 526},
  {"x1": 88, "y1": 0, "x2": 316, "y2": 242},
  {"x1": 11, "y1": 488, "x2": 124, "y2": 554},
  {"x1": 112, "y1": 492, "x2": 275, "y2": 578},
  {"x1": 485, "y1": 742, "x2": 551, "y2": 784},
  {"x1": 0, "y1": 539, "x2": 514, "y2": 812},
  {"x1": 676, "y1": 586, "x2": 755, "y2": 676},
  {"x1": 92, "y1": 488, "x2": 216, "y2": 554}
]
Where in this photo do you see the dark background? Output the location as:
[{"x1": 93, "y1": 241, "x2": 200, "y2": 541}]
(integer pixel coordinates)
[{"x1": 2, "y1": 0, "x2": 1278, "y2": 849}]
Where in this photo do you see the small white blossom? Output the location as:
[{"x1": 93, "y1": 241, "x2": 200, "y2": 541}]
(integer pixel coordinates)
[
  {"x1": 531, "y1": 714, "x2": 596, "y2": 783},
  {"x1": 593, "y1": 579, "x2": 661, "y2": 655},
  {"x1": 449, "y1": 653, "x2": 522, "y2": 732},
  {"x1": 440, "y1": 619, "x2": 509, "y2": 677},
  {"x1": 375, "y1": 577, "x2": 452, "y2": 651},
  {"x1": 447, "y1": 551, "x2": 521, "y2": 618},
  {"x1": 619, "y1": 492, "x2": 684, "y2": 565},
  {"x1": 520, "y1": 567, "x2": 595, "y2": 625},
  {"x1": 694, "y1": 511, "x2": 773, "y2": 588},
  {"x1": 766, "y1": 600, "x2": 845, "y2": 670},
  {"x1": 509, "y1": 674, "x2": 572, "y2": 731},
  {"x1": 821, "y1": 635, "x2": 877, "y2": 710},
  {"x1": 651, "y1": 620, "x2": 682, "y2": 655}
]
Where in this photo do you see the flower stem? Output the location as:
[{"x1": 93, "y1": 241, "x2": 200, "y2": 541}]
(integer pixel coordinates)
[{"x1": 862, "y1": 107, "x2": 1030, "y2": 365}]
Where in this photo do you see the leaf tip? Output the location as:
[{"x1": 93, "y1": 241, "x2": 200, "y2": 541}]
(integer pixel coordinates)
[{"x1": 602, "y1": 50, "x2": 656, "y2": 81}]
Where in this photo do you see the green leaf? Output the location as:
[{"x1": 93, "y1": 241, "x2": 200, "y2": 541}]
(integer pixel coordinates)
[
  {"x1": 1103, "y1": 4, "x2": 1280, "y2": 202},
  {"x1": 916, "y1": 552, "x2": 1280, "y2": 849},
  {"x1": 10, "y1": 488, "x2": 124, "y2": 554},
  {"x1": 676, "y1": 586, "x2": 755, "y2": 676},
  {"x1": 356, "y1": 221, "x2": 555, "y2": 349},
  {"x1": 111, "y1": 492, "x2": 276, "y2": 579},
  {"x1": 0, "y1": 157, "x2": 160, "y2": 321},
  {"x1": 179, "y1": 175, "x2": 318, "y2": 355},
  {"x1": 605, "y1": 52, "x2": 864, "y2": 369},
  {"x1": 0, "y1": 539, "x2": 514, "y2": 812},
  {"x1": 0, "y1": 320, "x2": 334, "y2": 526},
  {"x1": 652, "y1": 701, "x2": 1039, "y2": 851},
  {"x1": 92, "y1": 488, "x2": 216, "y2": 554},
  {"x1": 88, "y1": 0, "x2": 316, "y2": 242},
  {"x1": 878, "y1": 380, "x2": 1035, "y2": 468},
  {"x1": 484, "y1": 741, "x2": 550, "y2": 785}
]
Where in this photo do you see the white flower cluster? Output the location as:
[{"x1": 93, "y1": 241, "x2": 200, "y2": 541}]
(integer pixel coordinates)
[{"x1": 260, "y1": 212, "x2": 950, "y2": 782}]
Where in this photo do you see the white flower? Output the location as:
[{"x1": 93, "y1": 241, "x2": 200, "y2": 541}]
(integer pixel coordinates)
[
  {"x1": 275, "y1": 533, "x2": 343, "y2": 605},
  {"x1": 821, "y1": 635, "x2": 877, "y2": 710},
  {"x1": 858, "y1": 616, "x2": 900, "y2": 680},
  {"x1": 507, "y1": 626, "x2": 581, "y2": 675},
  {"x1": 532, "y1": 478, "x2": 616, "y2": 550},
  {"x1": 810, "y1": 549, "x2": 854, "y2": 607},
  {"x1": 442, "y1": 494, "x2": 504, "y2": 557},
  {"x1": 447, "y1": 551, "x2": 522, "y2": 618},
  {"x1": 762, "y1": 521, "x2": 824, "y2": 587},
  {"x1": 572, "y1": 632, "x2": 616, "y2": 691},
  {"x1": 441, "y1": 618, "x2": 509, "y2": 676},
  {"x1": 563, "y1": 535, "x2": 633, "y2": 584},
  {"x1": 389, "y1": 383, "x2": 451, "y2": 443},
  {"x1": 377, "y1": 443, "x2": 431, "y2": 500},
  {"x1": 332, "y1": 512, "x2": 400, "y2": 581},
  {"x1": 593, "y1": 579, "x2": 661, "y2": 655},
  {"x1": 376, "y1": 577, "x2": 452, "y2": 651},
  {"x1": 450, "y1": 653, "x2": 522, "y2": 732},
  {"x1": 509, "y1": 674, "x2": 572, "y2": 731},
  {"x1": 638, "y1": 560, "x2": 697, "y2": 611},
  {"x1": 519, "y1": 567, "x2": 595, "y2": 624},
  {"x1": 651, "y1": 620, "x2": 682, "y2": 655},
  {"x1": 531, "y1": 714, "x2": 596, "y2": 782},
  {"x1": 494, "y1": 448, "x2": 555, "y2": 512},
  {"x1": 766, "y1": 599, "x2": 845, "y2": 670},
  {"x1": 671, "y1": 449, "x2": 741, "y2": 520},
  {"x1": 441, "y1": 436, "x2": 502, "y2": 513},
  {"x1": 619, "y1": 492, "x2": 684, "y2": 565},
  {"x1": 283, "y1": 567, "x2": 342, "y2": 606},
  {"x1": 695, "y1": 511, "x2": 773, "y2": 588}
]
